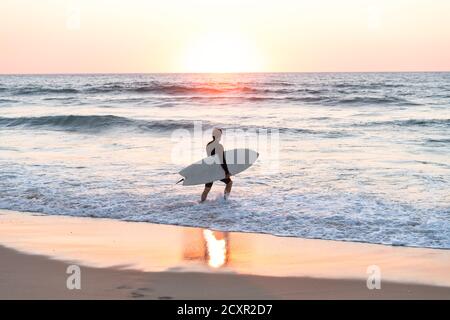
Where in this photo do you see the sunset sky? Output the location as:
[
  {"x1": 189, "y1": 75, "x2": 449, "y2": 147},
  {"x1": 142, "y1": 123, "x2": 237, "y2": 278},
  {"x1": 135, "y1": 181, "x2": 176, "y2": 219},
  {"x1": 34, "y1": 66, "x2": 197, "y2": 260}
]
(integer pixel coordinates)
[{"x1": 1, "y1": 0, "x2": 450, "y2": 73}]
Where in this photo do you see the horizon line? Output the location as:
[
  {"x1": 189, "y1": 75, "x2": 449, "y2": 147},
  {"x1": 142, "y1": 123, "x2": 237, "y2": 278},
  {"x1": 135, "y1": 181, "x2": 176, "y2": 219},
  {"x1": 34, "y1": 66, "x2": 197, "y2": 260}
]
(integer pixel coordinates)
[{"x1": 1, "y1": 70, "x2": 450, "y2": 76}]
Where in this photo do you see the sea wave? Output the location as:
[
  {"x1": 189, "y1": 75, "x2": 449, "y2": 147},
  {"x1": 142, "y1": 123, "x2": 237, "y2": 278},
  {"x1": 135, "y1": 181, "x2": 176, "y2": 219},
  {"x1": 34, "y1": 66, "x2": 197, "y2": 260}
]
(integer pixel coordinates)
[
  {"x1": 332, "y1": 82, "x2": 405, "y2": 89},
  {"x1": 0, "y1": 114, "x2": 352, "y2": 138},
  {"x1": 132, "y1": 84, "x2": 257, "y2": 95},
  {"x1": 0, "y1": 98, "x2": 19, "y2": 104},
  {"x1": 9, "y1": 83, "x2": 261, "y2": 95},
  {"x1": 183, "y1": 94, "x2": 419, "y2": 106},
  {"x1": 355, "y1": 118, "x2": 450, "y2": 128},
  {"x1": 13, "y1": 87, "x2": 79, "y2": 95},
  {"x1": 223, "y1": 124, "x2": 350, "y2": 138},
  {"x1": 426, "y1": 138, "x2": 450, "y2": 144},
  {"x1": 2, "y1": 82, "x2": 419, "y2": 107},
  {"x1": 0, "y1": 115, "x2": 206, "y2": 133},
  {"x1": 332, "y1": 96, "x2": 419, "y2": 106}
]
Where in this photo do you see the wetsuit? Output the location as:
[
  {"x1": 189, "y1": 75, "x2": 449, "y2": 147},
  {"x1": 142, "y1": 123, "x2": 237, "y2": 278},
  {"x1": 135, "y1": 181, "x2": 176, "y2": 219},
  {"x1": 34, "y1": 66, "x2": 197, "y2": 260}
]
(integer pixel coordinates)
[{"x1": 205, "y1": 139, "x2": 231, "y2": 188}]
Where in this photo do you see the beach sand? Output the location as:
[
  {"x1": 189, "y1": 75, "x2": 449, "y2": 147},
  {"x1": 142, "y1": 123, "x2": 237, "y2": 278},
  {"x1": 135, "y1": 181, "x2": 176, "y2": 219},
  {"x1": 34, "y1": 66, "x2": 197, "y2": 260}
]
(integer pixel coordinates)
[{"x1": 1, "y1": 209, "x2": 450, "y2": 299}]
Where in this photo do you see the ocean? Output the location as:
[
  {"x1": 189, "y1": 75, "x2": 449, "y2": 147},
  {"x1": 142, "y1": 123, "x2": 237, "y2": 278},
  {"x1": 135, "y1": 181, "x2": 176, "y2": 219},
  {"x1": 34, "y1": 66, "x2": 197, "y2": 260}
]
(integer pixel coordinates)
[{"x1": 0, "y1": 72, "x2": 449, "y2": 249}]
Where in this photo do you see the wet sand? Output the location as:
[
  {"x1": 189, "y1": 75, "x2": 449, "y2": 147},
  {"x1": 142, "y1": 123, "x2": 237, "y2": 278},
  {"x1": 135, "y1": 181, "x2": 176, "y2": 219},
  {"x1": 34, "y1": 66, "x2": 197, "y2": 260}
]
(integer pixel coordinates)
[{"x1": 1, "y1": 209, "x2": 450, "y2": 299}]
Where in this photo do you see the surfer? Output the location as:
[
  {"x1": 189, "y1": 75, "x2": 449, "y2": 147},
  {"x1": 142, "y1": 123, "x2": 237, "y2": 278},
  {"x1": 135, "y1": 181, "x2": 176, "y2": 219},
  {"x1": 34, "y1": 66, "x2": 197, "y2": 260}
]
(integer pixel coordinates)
[{"x1": 201, "y1": 128, "x2": 232, "y2": 202}]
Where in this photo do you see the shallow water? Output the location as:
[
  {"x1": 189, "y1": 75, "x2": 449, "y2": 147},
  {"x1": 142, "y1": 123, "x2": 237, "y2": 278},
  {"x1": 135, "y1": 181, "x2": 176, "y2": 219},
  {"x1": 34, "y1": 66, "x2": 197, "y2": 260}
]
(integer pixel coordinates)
[{"x1": 1, "y1": 73, "x2": 449, "y2": 248}]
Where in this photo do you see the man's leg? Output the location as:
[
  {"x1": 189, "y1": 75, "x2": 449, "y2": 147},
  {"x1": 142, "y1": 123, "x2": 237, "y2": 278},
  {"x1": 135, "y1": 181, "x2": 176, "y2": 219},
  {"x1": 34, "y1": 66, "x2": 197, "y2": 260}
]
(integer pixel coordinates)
[
  {"x1": 201, "y1": 183, "x2": 212, "y2": 202},
  {"x1": 224, "y1": 179, "x2": 233, "y2": 200}
]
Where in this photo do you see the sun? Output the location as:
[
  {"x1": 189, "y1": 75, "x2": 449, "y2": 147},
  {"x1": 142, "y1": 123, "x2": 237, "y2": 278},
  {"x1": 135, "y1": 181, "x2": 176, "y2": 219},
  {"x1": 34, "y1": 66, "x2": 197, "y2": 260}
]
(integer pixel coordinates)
[{"x1": 181, "y1": 32, "x2": 263, "y2": 73}]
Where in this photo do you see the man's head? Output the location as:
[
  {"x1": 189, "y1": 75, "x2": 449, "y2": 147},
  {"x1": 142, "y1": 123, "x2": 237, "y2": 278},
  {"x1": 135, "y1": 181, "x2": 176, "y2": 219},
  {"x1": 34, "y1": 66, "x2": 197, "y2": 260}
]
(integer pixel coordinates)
[{"x1": 212, "y1": 127, "x2": 223, "y2": 141}]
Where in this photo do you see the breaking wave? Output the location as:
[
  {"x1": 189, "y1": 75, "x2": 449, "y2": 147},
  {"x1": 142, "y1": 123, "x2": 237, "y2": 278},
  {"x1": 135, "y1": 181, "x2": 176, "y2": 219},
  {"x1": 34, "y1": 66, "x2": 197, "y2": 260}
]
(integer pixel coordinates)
[{"x1": 0, "y1": 115, "x2": 207, "y2": 133}]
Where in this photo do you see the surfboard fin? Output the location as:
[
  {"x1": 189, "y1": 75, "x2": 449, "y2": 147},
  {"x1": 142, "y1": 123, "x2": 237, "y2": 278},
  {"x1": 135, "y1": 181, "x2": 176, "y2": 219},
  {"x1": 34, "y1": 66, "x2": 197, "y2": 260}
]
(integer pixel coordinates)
[{"x1": 175, "y1": 178, "x2": 185, "y2": 185}]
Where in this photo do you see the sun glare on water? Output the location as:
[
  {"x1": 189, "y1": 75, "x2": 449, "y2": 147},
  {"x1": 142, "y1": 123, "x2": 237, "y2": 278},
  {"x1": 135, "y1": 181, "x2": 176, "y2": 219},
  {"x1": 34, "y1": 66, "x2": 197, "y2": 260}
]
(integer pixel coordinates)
[{"x1": 182, "y1": 32, "x2": 264, "y2": 73}]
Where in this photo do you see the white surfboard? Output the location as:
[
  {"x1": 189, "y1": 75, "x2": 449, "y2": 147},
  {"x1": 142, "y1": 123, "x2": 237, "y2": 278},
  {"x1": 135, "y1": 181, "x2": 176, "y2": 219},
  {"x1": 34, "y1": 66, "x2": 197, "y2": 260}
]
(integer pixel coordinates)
[{"x1": 178, "y1": 148, "x2": 259, "y2": 186}]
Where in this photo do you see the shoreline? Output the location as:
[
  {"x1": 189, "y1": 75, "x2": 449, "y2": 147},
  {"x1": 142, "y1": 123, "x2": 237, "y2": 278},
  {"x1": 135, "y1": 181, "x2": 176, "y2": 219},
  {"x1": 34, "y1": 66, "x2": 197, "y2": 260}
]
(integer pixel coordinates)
[{"x1": 1, "y1": 209, "x2": 450, "y2": 299}]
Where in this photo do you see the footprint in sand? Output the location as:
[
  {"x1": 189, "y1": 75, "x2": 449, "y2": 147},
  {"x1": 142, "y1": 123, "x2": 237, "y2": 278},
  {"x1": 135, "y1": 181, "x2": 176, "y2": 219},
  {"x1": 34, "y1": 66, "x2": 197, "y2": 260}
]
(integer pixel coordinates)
[
  {"x1": 130, "y1": 292, "x2": 145, "y2": 298},
  {"x1": 117, "y1": 285, "x2": 132, "y2": 290}
]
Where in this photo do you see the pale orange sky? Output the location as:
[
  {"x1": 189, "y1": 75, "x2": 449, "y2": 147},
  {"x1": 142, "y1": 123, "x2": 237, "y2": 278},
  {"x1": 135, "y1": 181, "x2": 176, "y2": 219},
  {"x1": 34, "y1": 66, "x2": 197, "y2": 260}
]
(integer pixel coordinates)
[{"x1": 1, "y1": 0, "x2": 450, "y2": 74}]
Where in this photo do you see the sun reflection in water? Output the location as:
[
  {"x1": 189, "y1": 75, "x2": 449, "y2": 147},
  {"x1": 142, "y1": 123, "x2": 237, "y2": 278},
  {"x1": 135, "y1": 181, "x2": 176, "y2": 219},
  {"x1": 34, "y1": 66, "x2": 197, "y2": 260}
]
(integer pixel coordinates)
[{"x1": 203, "y1": 229, "x2": 227, "y2": 268}]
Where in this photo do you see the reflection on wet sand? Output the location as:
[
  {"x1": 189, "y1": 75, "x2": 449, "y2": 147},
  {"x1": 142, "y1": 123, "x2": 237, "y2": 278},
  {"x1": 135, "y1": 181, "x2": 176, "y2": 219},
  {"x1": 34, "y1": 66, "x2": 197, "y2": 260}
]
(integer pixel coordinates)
[
  {"x1": 183, "y1": 228, "x2": 229, "y2": 268},
  {"x1": 203, "y1": 230, "x2": 229, "y2": 268},
  {"x1": 1, "y1": 210, "x2": 450, "y2": 287}
]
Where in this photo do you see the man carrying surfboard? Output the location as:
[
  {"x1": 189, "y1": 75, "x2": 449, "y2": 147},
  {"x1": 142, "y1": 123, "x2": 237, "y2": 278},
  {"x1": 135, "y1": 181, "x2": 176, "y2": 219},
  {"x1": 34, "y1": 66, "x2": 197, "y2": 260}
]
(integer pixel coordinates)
[{"x1": 201, "y1": 128, "x2": 232, "y2": 202}]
